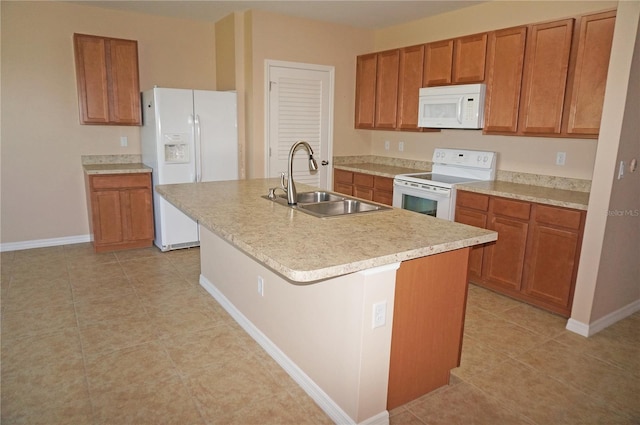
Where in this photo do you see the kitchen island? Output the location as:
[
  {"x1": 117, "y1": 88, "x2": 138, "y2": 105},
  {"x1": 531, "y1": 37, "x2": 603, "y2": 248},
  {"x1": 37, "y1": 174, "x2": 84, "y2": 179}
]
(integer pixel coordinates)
[{"x1": 156, "y1": 178, "x2": 496, "y2": 425}]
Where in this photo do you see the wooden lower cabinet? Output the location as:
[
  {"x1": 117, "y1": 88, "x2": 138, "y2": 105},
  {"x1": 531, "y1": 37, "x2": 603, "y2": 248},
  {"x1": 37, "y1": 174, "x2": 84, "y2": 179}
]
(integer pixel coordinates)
[
  {"x1": 455, "y1": 190, "x2": 585, "y2": 317},
  {"x1": 388, "y1": 247, "x2": 470, "y2": 409},
  {"x1": 86, "y1": 173, "x2": 154, "y2": 253},
  {"x1": 333, "y1": 169, "x2": 393, "y2": 206}
]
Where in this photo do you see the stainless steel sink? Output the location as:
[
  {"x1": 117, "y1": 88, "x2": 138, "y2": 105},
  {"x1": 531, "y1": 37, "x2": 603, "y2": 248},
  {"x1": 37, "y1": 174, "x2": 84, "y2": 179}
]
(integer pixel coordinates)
[
  {"x1": 298, "y1": 199, "x2": 389, "y2": 218},
  {"x1": 295, "y1": 191, "x2": 345, "y2": 203},
  {"x1": 263, "y1": 190, "x2": 391, "y2": 218}
]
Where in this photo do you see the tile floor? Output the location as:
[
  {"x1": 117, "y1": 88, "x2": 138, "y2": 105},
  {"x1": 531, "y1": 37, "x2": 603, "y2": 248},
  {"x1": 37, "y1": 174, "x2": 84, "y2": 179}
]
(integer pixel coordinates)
[{"x1": 1, "y1": 243, "x2": 638, "y2": 424}]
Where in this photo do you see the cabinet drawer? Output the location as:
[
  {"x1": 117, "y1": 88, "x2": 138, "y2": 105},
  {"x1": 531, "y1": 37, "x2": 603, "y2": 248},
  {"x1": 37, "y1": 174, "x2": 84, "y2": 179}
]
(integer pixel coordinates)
[
  {"x1": 334, "y1": 182, "x2": 353, "y2": 196},
  {"x1": 456, "y1": 191, "x2": 489, "y2": 211},
  {"x1": 334, "y1": 169, "x2": 353, "y2": 184},
  {"x1": 90, "y1": 173, "x2": 151, "y2": 190},
  {"x1": 374, "y1": 176, "x2": 393, "y2": 191},
  {"x1": 534, "y1": 204, "x2": 583, "y2": 230},
  {"x1": 491, "y1": 197, "x2": 531, "y2": 220},
  {"x1": 354, "y1": 172, "x2": 374, "y2": 188},
  {"x1": 353, "y1": 186, "x2": 374, "y2": 200}
]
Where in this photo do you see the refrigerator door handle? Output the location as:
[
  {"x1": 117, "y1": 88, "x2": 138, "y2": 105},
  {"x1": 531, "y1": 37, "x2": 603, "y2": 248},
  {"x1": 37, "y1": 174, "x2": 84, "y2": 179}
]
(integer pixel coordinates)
[{"x1": 194, "y1": 114, "x2": 202, "y2": 182}]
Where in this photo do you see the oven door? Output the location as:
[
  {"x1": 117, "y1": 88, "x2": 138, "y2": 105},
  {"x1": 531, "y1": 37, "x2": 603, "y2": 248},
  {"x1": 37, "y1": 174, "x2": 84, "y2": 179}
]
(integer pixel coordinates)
[{"x1": 392, "y1": 180, "x2": 453, "y2": 220}]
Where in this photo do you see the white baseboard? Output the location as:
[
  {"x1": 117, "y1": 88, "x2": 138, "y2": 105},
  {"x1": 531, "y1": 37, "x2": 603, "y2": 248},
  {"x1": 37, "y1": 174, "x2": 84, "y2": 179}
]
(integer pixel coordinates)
[
  {"x1": 199, "y1": 274, "x2": 389, "y2": 425},
  {"x1": 566, "y1": 299, "x2": 640, "y2": 337},
  {"x1": 0, "y1": 234, "x2": 92, "y2": 252}
]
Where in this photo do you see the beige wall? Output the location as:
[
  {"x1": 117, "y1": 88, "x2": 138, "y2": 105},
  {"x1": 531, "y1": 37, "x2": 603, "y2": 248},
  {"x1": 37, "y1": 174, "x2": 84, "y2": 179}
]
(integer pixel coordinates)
[
  {"x1": 364, "y1": 1, "x2": 617, "y2": 180},
  {"x1": 0, "y1": 1, "x2": 216, "y2": 244},
  {"x1": 215, "y1": 14, "x2": 236, "y2": 91},
  {"x1": 200, "y1": 227, "x2": 396, "y2": 423},
  {"x1": 245, "y1": 9, "x2": 373, "y2": 178},
  {"x1": 573, "y1": 0, "x2": 640, "y2": 325}
]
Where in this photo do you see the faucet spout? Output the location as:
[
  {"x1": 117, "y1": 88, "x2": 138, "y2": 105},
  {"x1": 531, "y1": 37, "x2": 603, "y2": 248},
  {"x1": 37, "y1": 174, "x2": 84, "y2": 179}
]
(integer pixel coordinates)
[{"x1": 286, "y1": 141, "x2": 317, "y2": 205}]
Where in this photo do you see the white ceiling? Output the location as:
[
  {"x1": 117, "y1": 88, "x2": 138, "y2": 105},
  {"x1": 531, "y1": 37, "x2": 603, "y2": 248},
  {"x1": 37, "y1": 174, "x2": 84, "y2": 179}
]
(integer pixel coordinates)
[{"x1": 73, "y1": 1, "x2": 484, "y2": 30}]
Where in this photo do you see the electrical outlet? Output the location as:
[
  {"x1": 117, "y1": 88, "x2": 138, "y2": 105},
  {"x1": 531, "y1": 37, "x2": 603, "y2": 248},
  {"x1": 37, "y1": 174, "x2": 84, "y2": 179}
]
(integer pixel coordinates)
[
  {"x1": 384, "y1": 141, "x2": 390, "y2": 151},
  {"x1": 556, "y1": 152, "x2": 566, "y2": 166},
  {"x1": 257, "y1": 276, "x2": 264, "y2": 296},
  {"x1": 398, "y1": 141, "x2": 404, "y2": 152},
  {"x1": 120, "y1": 136, "x2": 128, "y2": 147},
  {"x1": 372, "y1": 301, "x2": 387, "y2": 329}
]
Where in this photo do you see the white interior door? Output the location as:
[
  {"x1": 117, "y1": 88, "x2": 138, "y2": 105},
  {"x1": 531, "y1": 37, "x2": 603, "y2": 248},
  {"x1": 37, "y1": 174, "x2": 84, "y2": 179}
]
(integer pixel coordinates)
[{"x1": 266, "y1": 61, "x2": 334, "y2": 190}]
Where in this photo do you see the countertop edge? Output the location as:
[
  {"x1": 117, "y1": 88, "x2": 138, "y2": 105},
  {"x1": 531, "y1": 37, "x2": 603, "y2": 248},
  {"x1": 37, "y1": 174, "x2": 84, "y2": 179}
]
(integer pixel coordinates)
[{"x1": 156, "y1": 182, "x2": 497, "y2": 283}]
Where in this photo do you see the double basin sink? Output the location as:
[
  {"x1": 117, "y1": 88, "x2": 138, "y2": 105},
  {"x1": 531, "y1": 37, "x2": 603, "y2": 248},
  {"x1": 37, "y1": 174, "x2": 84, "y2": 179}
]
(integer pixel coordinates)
[{"x1": 264, "y1": 190, "x2": 392, "y2": 218}]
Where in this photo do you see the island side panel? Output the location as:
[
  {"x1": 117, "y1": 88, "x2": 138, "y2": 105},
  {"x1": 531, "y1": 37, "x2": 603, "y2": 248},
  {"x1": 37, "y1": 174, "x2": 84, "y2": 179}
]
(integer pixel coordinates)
[
  {"x1": 387, "y1": 247, "x2": 471, "y2": 410},
  {"x1": 198, "y1": 226, "x2": 397, "y2": 424}
]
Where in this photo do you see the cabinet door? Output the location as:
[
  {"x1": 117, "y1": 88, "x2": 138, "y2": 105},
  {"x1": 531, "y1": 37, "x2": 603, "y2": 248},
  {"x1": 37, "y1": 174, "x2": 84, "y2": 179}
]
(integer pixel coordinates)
[
  {"x1": 92, "y1": 190, "x2": 124, "y2": 245},
  {"x1": 455, "y1": 208, "x2": 487, "y2": 279},
  {"x1": 354, "y1": 53, "x2": 378, "y2": 129},
  {"x1": 424, "y1": 40, "x2": 454, "y2": 86},
  {"x1": 121, "y1": 188, "x2": 154, "y2": 242},
  {"x1": 522, "y1": 205, "x2": 584, "y2": 312},
  {"x1": 396, "y1": 45, "x2": 425, "y2": 130},
  {"x1": 518, "y1": 19, "x2": 574, "y2": 135},
  {"x1": 453, "y1": 33, "x2": 488, "y2": 83},
  {"x1": 483, "y1": 215, "x2": 529, "y2": 291},
  {"x1": 523, "y1": 223, "x2": 579, "y2": 310},
  {"x1": 483, "y1": 27, "x2": 527, "y2": 133},
  {"x1": 108, "y1": 39, "x2": 141, "y2": 125},
  {"x1": 74, "y1": 34, "x2": 110, "y2": 124},
  {"x1": 375, "y1": 50, "x2": 400, "y2": 129},
  {"x1": 563, "y1": 10, "x2": 616, "y2": 135},
  {"x1": 483, "y1": 198, "x2": 531, "y2": 291}
]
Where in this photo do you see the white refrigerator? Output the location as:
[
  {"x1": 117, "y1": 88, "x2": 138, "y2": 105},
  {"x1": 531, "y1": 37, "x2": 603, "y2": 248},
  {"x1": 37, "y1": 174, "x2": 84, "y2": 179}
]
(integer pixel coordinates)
[{"x1": 141, "y1": 88, "x2": 238, "y2": 251}]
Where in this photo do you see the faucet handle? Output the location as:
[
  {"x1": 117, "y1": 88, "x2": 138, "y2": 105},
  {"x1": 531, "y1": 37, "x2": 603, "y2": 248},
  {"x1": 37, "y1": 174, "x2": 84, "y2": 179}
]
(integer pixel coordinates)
[{"x1": 280, "y1": 172, "x2": 288, "y2": 191}]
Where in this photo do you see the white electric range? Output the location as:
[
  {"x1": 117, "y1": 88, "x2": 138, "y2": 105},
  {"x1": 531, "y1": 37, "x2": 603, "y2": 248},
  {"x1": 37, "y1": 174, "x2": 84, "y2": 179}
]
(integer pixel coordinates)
[{"x1": 392, "y1": 148, "x2": 496, "y2": 220}]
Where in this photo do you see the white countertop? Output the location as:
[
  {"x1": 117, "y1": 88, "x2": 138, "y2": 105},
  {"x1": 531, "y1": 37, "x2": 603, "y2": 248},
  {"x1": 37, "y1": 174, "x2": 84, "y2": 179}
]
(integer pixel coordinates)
[{"x1": 156, "y1": 178, "x2": 497, "y2": 283}]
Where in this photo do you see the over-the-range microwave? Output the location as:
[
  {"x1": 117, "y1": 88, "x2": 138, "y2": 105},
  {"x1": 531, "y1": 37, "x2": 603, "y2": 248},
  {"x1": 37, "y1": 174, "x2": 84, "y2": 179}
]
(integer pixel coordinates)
[{"x1": 418, "y1": 83, "x2": 486, "y2": 129}]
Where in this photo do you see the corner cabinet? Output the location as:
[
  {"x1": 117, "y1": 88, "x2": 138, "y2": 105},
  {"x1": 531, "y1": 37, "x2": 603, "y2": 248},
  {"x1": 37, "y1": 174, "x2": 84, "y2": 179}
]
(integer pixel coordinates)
[
  {"x1": 86, "y1": 173, "x2": 154, "y2": 253},
  {"x1": 455, "y1": 190, "x2": 585, "y2": 317},
  {"x1": 333, "y1": 169, "x2": 393, "y2": 206},
  {"x1": 73, "y1": 33, "x2": 141, "y2": 125}
]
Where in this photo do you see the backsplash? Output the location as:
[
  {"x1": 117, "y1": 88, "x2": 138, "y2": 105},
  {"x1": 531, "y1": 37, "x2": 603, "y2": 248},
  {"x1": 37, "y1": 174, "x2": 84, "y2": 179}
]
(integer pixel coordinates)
[
  {"x1": 81, "y1": 154, "x2": 142, "y2": 165},
  {"x1": 334, "y1": 156, "x2": 591, "y2": 193},
  {"x1": 496, "y1": 170, "x2": 591, "y2": 193},
  {"x1": 333, "y1": 155, "x2": 431, "y2": 171}
]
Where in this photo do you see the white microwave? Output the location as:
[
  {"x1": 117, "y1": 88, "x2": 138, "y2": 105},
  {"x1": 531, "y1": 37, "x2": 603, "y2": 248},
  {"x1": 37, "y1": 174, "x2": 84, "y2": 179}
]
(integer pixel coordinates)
[{"x1": 418, "y1": 83, "x2": 486, "y2": 129}]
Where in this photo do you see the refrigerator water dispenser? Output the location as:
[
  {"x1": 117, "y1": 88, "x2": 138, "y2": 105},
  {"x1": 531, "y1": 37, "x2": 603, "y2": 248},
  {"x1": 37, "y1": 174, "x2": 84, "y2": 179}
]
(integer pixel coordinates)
[{"x1": 163, "y1": 134, "x2": 189, "y2": 163}]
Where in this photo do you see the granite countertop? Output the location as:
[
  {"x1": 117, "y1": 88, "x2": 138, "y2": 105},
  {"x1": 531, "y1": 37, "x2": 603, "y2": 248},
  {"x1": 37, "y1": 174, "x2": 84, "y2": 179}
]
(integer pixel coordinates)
[
  {"x1": 333, "y1": 163, "x2": 426, "y2": 178},
  {"x1": 334, "y1": 159, "x2": 590, "y2": 211},
  {"x1": 83, "y1": 163, "x2": 152, "y2": 175},
  {"x1": 156, "y1": 179, "x2": 497, "y2": 283},
  {"x1": 458, "y1": 180, "x2": 590, "y2": 211}
]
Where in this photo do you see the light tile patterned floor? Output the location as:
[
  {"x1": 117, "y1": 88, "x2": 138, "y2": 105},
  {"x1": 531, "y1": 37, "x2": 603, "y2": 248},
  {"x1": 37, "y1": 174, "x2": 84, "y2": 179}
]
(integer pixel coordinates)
[{"x1": 1, "y1": 244, "x2": 638, "y2": 424}]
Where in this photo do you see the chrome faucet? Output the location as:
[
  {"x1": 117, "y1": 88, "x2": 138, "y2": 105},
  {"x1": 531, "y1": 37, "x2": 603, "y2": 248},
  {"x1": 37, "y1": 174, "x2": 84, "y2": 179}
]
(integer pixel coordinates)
[{"x1": 282, "y1": 141, "x2": 318, "y2": 205}]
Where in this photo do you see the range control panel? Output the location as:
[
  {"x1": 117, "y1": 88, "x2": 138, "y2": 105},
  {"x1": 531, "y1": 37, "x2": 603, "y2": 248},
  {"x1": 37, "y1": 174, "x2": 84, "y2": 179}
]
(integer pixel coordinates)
[{"x1": 433, "y1": 148, "x2": 496, "y2": 169}]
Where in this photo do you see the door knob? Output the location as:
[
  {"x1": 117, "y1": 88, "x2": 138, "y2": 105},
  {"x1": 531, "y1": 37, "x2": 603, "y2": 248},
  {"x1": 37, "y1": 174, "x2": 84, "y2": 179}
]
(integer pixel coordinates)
[{"x1": 321, "y1": 160, "x2": 329, "y2": 166}]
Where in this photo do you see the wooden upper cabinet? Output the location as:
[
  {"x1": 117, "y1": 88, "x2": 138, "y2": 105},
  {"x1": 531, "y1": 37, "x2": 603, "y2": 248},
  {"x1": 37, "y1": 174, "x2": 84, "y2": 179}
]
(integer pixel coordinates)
[
  {"x1": 483, "y1": 26, "x2": 528, "y2": 133},
  {"x1": 424, "y1": 34, "x2": 487, "y2": 86},
  {"x1": 396, "y1": 45, "x2": 425, "y2": 130},
  {"x1": 423, "y1": 40, "x2": 454, "y2": 86},
  {"x1": 518, "y1": 19, "x2": 574, "y2": 135},
  {"x1": 355, "y1": 53, "x2": 378, "y2": 129},
  {"x1": 563, "y1": 10, "x2": 616, "y2": 136},
  {"x1": 375, "y1": 49, "x2": 401, "y2": 129},
  {"x1": 453, "y1": 33, "x2": 488, "y2": 83},
  {"x1": 74, "y1": 33, "x2": 141, "y2": 126}
]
